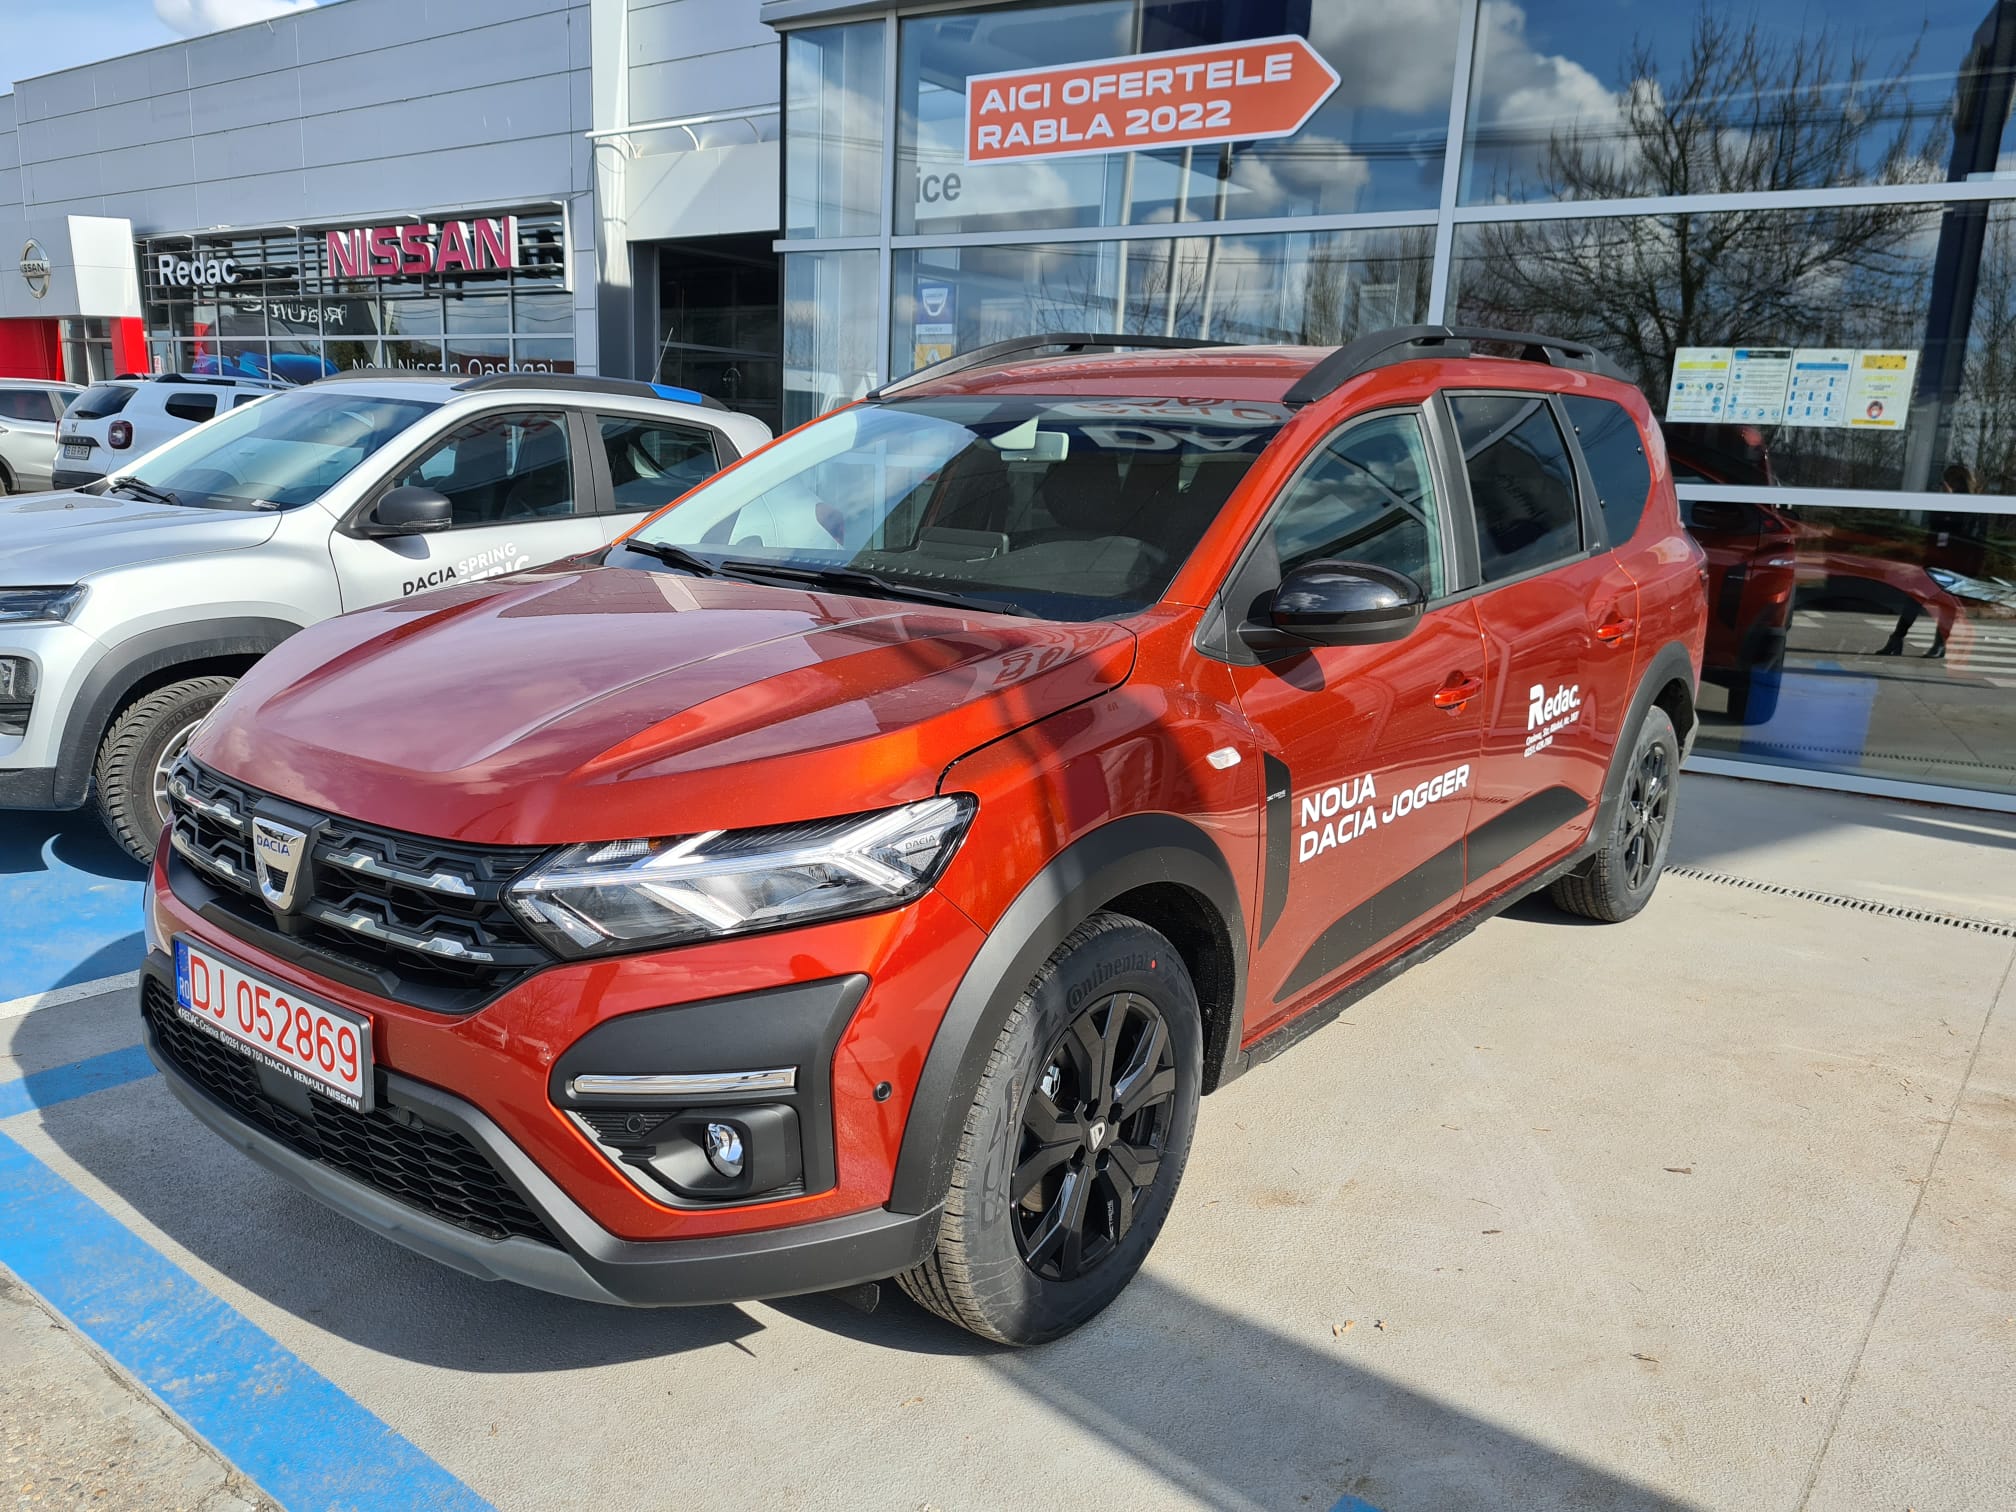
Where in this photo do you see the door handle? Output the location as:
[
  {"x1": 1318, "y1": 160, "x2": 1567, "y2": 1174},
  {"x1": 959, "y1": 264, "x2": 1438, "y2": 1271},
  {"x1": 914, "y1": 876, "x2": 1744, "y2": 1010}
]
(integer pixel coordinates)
[
  {"x1": 1433, "y1": 674, "x2": 1485, "y2": 710},
  {"x1": 1595, "y1": 616, "x2": 1635, "y2": 645}
]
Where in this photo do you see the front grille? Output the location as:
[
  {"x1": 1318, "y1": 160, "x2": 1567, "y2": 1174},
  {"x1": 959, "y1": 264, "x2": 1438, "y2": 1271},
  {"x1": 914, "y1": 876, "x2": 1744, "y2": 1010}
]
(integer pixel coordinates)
[
  {"x1": 145, "y1": 979, "x2": 558, "y2": 1246},
  {"x1": 165, "y1": 757, "x2": 552, "y2": 1012}
]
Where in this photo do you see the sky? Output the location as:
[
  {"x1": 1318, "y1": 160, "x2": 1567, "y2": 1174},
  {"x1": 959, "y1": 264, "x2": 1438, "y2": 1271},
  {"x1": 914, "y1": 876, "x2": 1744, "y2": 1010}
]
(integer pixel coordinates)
[{"x1": 1, "y1": 0, "x2": 347, "y2": 91}]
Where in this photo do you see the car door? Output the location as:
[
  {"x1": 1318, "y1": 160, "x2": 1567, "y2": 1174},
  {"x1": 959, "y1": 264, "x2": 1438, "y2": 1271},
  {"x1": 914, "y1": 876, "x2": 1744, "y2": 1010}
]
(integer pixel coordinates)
[
  {"x1": 1222, "y1": 408, "x2": 1488, "y2": 1032},
  {"x1": 0, "y1": 388, "x2": 62, "y2": 490},
  {"x1": 327, "y1": 408, "x2": 611, "y2": 609},
  {"x1": 1443, "y1": 390, "x2": 1640, "y2": 903}
]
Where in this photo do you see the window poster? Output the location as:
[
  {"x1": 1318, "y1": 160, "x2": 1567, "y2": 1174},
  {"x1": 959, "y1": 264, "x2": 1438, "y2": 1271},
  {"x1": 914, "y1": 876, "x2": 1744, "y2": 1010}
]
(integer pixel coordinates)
[
  {"x1": 1665, "y1": 347, "x2": 1732, "y2": 423},
  {"x1": 1844, "y1": 349, "x2": 1918, "y2": 430},
  {"x1": 913, "y1": 280, "x2": 958, "y2": 369},
  {"x1": 1728, "y1": 348, "x2": 1792, "y2": 425},
  {"x1": 1782, "y1": 349, "x2": 1854, "y2": 427}
]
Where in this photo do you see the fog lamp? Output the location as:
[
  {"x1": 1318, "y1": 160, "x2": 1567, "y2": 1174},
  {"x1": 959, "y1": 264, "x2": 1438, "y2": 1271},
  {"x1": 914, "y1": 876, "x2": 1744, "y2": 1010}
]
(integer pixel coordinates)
[{"x1": 704, "y1": 1122, "x2": 745, "y2": 1178}]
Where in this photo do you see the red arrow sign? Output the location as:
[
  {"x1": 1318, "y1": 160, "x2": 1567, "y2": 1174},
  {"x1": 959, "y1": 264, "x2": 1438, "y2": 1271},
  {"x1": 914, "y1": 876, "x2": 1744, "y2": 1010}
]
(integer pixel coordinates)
[{"x1": 965, "y1": 34, "x2": 1339, "y2": 165}]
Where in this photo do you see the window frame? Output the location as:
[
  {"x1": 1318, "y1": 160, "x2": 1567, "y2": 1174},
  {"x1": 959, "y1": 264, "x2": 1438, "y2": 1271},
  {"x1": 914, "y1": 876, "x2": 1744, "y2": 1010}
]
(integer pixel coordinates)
[
  {"x1": 1433, "y1": 388, "x2": 1604, "y2": 595},
  {"x1": 345, "y1": 405, "x2": 595, "y2": 537},
  {"x1": 586, "y1": 408, "x2": 728, "y2": 515}
]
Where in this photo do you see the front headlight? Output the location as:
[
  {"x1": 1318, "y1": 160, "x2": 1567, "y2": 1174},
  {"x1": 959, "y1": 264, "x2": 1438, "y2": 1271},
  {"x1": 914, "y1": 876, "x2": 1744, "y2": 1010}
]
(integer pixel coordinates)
[
  {"x1": 0, "y1": 586, "x2": 85, "y2": 624},
  {"x1": 506, "y1": 794, "x2": 976, "y2": 958}
]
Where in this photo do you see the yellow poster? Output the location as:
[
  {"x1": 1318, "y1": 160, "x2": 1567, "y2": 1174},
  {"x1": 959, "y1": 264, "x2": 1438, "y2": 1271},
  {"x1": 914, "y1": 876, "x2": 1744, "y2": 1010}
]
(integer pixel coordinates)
[{"x1": 1844, "y1": 350, "x2": 1917, "y2": 430}]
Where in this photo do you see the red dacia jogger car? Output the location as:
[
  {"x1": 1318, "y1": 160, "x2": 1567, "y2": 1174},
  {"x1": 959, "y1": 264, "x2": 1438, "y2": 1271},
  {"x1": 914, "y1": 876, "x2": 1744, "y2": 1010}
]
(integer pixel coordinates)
[{"x1": 142, "y1": 326, "x2": 1708, "y2": 1344}]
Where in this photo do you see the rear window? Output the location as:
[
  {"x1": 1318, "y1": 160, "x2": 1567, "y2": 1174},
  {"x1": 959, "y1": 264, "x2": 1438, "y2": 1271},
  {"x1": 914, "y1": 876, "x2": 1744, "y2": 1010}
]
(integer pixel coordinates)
[
  {"x1": 69, "y1": 384, "x2": 136, "y2": 419},
  {"x1": 1563, "y1": 396, "x2": 1653, "y2": 547}
]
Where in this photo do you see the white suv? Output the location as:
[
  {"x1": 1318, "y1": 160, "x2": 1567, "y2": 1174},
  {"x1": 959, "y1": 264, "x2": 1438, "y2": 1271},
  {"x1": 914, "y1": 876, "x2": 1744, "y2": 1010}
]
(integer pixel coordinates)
[
  {"x1": 53, "y1": 373, "x2": 290, "y2": 488},
  {"x1": 0, "y1": 371, "x2": 769, "y2": 860}
]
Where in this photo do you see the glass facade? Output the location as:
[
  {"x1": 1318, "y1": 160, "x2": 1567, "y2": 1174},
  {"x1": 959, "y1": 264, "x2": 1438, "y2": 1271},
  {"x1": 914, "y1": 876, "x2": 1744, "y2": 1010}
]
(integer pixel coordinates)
[
  {"x1": 139, "y1": 209, "x2": 574, "y2": 384},
  {"x1": 780, "y1": 0, "x2": 2016, "y2": 807}
]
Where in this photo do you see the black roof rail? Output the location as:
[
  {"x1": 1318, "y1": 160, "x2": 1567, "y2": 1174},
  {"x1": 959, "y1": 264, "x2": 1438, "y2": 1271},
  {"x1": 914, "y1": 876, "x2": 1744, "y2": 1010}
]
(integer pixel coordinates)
[
  {"x1": 867, "y1": 333, "x2": 1237, "y2": 399},
  {"x1": 454, "y1": 373, "x2": 661, "y2": 400},
  {"x1": 1281, "y1": 324, "x2": 1627, "y2": 407},
  {"x1": 147, "y1": 372, "x2": 282, "y2": 388}
]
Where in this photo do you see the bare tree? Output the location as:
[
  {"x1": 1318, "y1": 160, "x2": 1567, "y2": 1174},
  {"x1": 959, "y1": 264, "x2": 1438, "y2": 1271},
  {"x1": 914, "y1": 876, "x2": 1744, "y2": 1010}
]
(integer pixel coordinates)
[{"x1": 1460, "y1": 14, "x2": 1940, "y2": 393}]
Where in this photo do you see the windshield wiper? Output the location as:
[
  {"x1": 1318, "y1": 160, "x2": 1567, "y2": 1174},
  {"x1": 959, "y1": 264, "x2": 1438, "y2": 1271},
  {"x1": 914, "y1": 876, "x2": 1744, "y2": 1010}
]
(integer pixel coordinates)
[
  {"x1": 718, "y1": 559, "x2": 1034, "y2": 618},
  {"x1": 106, "y1": 477, "x2": 180, "y2": 507},
  {"x1": 622, "y1": 538, "x2": 720, "y2": 576}
]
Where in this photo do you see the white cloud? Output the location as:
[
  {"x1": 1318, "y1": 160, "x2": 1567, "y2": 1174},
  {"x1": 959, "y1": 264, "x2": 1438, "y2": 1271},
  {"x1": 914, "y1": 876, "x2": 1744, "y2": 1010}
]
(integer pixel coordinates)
[{"x1": 153, "y1": 0, "x2": 319, "y2": 38}]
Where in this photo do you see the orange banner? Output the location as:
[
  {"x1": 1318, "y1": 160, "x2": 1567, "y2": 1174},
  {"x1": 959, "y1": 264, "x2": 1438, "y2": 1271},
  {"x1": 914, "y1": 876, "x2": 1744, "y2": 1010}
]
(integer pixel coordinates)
[{"x1": 965, "y1": 35, "x2": 1339, "y2": 164}]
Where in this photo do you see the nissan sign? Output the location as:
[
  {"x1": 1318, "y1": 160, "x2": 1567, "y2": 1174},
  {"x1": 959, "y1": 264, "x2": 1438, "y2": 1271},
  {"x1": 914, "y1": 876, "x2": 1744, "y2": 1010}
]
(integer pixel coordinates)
[
  {"x1": 19, "y1": 241, "x2": 50, "y2": 299},
  {"x1": 325, "y1": 215, "x2": 518, "y2": 279},
  {"x1": 153, "y1": 254, "x2": 242, "y2": 288}
]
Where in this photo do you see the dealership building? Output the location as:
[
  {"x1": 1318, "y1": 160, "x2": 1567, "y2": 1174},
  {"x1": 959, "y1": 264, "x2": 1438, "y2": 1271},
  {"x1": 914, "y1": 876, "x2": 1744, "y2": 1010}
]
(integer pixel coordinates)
[{"x1": 2, "y1": 0, "x2": 2014, "y2": 811}]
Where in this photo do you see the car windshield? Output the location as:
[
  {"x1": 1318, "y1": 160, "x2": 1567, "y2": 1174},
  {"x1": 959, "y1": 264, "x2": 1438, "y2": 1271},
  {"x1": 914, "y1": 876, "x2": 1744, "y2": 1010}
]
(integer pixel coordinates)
[
  {"x1": 109, "y1": 390, "x2": 440, "y2": 511},
  {"x1": 627, "y1": 396, "x2": 1286, "y2": 620}
]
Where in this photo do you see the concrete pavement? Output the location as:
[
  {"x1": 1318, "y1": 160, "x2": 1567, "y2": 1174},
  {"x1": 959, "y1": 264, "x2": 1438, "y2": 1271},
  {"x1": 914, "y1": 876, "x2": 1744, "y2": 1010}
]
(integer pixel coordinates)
[{"x1": 2, "y1": 776, "x2": 2013, "y2": 1510}]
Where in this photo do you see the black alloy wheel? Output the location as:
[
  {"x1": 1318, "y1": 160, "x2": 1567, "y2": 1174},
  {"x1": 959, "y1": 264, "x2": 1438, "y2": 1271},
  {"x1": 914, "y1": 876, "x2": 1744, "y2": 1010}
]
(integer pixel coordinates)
[
  {"x1": 1014, "y1": 990, "x2": 1177, "y2": 1282},
  {"x1": 896, "y1": 912, "x2": 1202, "y2": 1345},
  {"x1": 1621, "y1": 740, "x2": 1674, "y2": 892},
  {"x1": 1550, "y1": 703, "x2": 1680, "y2": 923}
]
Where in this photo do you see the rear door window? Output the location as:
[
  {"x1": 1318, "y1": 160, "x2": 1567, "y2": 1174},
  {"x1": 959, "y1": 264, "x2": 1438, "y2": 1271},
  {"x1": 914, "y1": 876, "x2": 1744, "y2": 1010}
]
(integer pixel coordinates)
[
  {"x1": 0, "y1": 391, "x2": 51, "y2": 423},
  {"x1": 1562, "y1": 395, "x2": 1652, "y2": 547},
  {"x1": 1447, "y1": 393, "x2": 1583, "y2": 583},
  {"x1": 164, "y1": 392, "x2": 220, "y2": 423},
  {"x1": 597, "y1": 415, "x2": 720, "y2": 511}
]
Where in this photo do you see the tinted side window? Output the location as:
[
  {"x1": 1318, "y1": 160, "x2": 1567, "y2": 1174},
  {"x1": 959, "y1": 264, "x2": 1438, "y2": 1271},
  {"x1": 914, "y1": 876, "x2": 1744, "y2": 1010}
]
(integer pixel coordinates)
[
  {"x1": 164, "y1": 392, "x2": 219, "y2": 423},
  {"x1": 598, "y1": 416, "x2": 719, "y2": 511},
  {"x1": 0, "y1": 391, "x2": 50, "y2": 422},
  {"x1": 1563, "y1": 396, "x2": 1651, "y2": 546},
  {"x1": 391, "y1": 412, "x2": 576, "y2": 527},
  {"x1": 1448, "y1": 394, "x2": 1582, "y2": 582},
  {"x1": 1270, "y1": 412, "x2": 1444, "y2": 594}
]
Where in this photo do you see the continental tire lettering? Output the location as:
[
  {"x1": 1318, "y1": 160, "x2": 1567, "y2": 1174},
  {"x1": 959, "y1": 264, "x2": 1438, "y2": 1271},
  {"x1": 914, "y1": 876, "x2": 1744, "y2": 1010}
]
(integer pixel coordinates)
[{"x1": 1065, "y1": 950, "x2": 1156, "y2": 1008}]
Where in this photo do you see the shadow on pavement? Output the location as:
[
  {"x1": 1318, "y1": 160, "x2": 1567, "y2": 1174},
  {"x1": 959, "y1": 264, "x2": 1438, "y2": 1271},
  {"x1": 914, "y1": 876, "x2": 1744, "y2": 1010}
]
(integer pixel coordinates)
[
  {"x1": 0, "y1": 810, "x2": 146, "y2": 882},
  {"x1": 783, "y1": 1275, "x2": 1692, "y2": 1510}
]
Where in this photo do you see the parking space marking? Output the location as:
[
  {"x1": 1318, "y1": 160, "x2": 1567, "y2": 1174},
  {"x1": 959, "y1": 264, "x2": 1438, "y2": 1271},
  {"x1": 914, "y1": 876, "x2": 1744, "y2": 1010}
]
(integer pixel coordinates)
[
  {"x1": 0, "y1": 1043, "x2": 153, "y2": 1119},
  {"x1": 0, "y1": 815, "x2": 148, "y2": 1005},
  {"x1": 0, "y1": 970, "x2": 142, "y2": 1021},
  {"x1": 1329, "y1": 1496, "x2": 1384, "y2": 1511},
  {"x1": 1, "y1": 1058, "x2": 494, "y2": 1512}
]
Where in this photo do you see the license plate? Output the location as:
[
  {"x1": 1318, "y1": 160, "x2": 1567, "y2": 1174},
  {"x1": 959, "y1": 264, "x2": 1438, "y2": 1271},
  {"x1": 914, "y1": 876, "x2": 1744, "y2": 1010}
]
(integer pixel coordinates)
[
  {"x1": 60, "y1": 442, "x2": 89, "y2": 459},
  {"x1": 173, "y1": 938, "x2": 373, "y2": 1110}
]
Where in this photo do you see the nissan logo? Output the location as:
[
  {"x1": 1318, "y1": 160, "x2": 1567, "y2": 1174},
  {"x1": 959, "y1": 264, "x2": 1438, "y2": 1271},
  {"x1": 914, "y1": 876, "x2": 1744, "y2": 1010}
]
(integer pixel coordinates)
[{"x1": 20, "y1": 240, "x2": 50, "y2": 299}]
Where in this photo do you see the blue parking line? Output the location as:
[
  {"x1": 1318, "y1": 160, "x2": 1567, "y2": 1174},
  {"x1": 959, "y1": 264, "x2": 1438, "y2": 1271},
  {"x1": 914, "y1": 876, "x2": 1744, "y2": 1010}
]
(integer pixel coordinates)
[
  {"x1": 1330, "y1": 1496, "x2": 1384, "y2": 1511},
  {"x1": 0, "y1": 1044, "x2": 155, "y2": 1120},
  {"x1": 0, "y1": 1057, "x2": 494, "y2": 1512}
]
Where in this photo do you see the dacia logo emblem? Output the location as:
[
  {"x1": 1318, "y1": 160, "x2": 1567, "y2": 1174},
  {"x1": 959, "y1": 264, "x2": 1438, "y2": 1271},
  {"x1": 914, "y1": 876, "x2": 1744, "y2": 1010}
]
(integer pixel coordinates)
[{"x1": 251, "y1": 817, "x2": 310, "y2": 912}]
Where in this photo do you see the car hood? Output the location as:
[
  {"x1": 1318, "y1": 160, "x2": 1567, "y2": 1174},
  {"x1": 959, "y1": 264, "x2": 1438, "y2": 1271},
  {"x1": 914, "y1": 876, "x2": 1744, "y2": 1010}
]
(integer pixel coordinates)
[
  {"x1": 197, "y1": 564, "x2": 1137, "y2": 844},
  {"x1": 0, "y1": 490, "x2": 281, "y2": 581}
]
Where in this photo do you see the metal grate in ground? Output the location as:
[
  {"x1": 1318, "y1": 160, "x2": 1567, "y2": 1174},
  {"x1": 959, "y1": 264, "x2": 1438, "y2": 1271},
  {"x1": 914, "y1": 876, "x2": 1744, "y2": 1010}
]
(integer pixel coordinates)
[{"x1": 1665, "y1": 867, "x2": 2016, "y2": 938}]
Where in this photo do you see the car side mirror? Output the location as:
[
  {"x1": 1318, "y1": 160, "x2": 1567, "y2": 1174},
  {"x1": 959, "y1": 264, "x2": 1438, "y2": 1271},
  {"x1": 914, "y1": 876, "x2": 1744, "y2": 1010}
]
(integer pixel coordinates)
[
  {"x1": 365, "y1": 486, "x2": 453, "y2": 536},
  {"x1": 1241, "y1": 561, "x2": 1425, "y2": 652}
]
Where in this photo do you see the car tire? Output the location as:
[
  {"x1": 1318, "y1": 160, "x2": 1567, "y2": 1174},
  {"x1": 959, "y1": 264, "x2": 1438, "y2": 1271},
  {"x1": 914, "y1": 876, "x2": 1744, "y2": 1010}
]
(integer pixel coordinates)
[
  {"x1": 896, "y1": 912, "x2": 1202, "y2": 1346},
  {"x1": 1550, "y1": 705, "x2": 1680, "y2": 924},
  {"x1": 93, "y1": 676, "x2": 236, "y2": 865}
]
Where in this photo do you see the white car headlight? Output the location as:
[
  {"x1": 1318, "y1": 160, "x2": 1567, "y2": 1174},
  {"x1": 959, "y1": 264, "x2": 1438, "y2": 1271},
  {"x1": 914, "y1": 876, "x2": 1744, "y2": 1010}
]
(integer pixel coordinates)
[{"x1": 506, "y1": 795, "x2": 976, "y2": 958}]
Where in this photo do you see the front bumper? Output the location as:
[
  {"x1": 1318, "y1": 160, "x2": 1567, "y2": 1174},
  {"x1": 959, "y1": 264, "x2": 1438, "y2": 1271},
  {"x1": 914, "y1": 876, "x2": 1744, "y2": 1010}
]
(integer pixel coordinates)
[{"x1": 142, "y1": 962, "x2": 940, "y2": 1306}]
